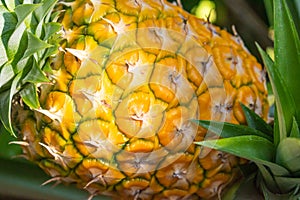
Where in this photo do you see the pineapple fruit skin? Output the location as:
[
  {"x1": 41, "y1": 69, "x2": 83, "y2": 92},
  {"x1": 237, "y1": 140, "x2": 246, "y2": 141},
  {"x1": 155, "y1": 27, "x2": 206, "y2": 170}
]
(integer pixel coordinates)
[{"x1": 12, "y1": 0, "x2": 268, "y2": 199}]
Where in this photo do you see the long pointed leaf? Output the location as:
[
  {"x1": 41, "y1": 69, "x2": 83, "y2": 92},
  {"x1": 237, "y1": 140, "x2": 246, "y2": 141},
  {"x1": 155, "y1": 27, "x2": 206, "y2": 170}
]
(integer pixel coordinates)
[
  {"x1": 0, "y1": 62, "x2": 14, "y2": 88},
  {"x1": 33, "y1": 0, "x2": 58, "y2": 37},
  {"x1": 14, "y1": 4, "x2": 40, "y2": 28},
  {"x1": 257, "y1": 44, "x2": 295, "y2": 145},
  {"x1": 7, "y1": 19, "x2": 25, "y2": 61},
  {"x1": 23, "y1": 31, "x2": 52, "y2": 58},
  {"x1": 259, "y1": 178, "x2": 299, "y2": 199},
  {"x1": 43, "y1": 22, "x2": 61, "y2": 41},
  {"x1": 196, "y1": 135, "x2": 274, "y2": 162},
  {"x1": 0, "y1": 5, "x2": 13, "y2": 66},
  {"x1": 286, "y1": 0, "x2": 300, "y2": 38},
  {"x1": 257, "y1": 163, "x2": 280, "y2": 193},
  {"x1": 241, "y1": 103, "x2": 273, "y2": 135},
  {"x1": 274, "y1": 176, "x2": 300, "y2": 194},
  {"x1": 23, "y1": 60, "x2": 49, "y2": 83},
  {"x1": 275, "y1": 176, "x2": 300, "y2": 185},
  {"x1": 193, "y1": 119, "x2": 273, "y2": 141},
  {"x1": 34, "y1": 0, "x2": 58, "y2": 22},
  {"x1": 19, "y1": 83, "x2": 40, "y2": 109},
  {"x1": 195, "y1": 135, "x2": 289, "y2": 176},
  {"x1": 0, "y1": 73, "x2": 21, "y2": 136},
  {"x1": 290, "y1": 117, "x2": 300, "y2": 138},
  {"x1": 274, "y1": 0, "x2": 300, "y2": 126},
  {"x1": 263, "y1": 0, "x2": 274, "y2": 26}
]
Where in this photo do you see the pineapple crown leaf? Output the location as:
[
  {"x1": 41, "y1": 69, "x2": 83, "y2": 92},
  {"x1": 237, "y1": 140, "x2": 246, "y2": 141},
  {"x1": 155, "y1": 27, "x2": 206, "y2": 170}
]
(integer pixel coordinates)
[
  {"x1": 14, "y1": 4, "x2": 41, "y2": 28},
  {"x1": 195, "y1": 135, "x2": 289, "y2": 176},
  {"x1": 19, "y1": 83, "x2": 40, "y2": 109},
  {"x1": 256, "y1": 43, "x2": 295, "y2": 144},
  {"x1": 192, "y1": 118, "x2": 273, "y2": 142},
  {"x1": 273, "y1": 0, "x2": 300, "y2": 129},
  {"x1": 0, "y1": 74, "x2": 22, "y2": 137},
  {"x1": 240, "y1": 103, "x2": 273, "y2": 135},
  {"x1": 290, "y1": 117, "x2": 300, "y2": 138},
  {"x1": 259, "y1": 176, "x2": 300, "y2": 199},
  {"x1": 0, "y1": 0, "x2": 60, "y2": 136}
]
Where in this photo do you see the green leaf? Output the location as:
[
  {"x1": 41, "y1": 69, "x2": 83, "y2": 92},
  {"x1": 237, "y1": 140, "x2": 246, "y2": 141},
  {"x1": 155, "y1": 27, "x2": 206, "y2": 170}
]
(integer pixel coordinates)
[
  {"x1": 7, "y1": 17, "x2": 25, "y2": 60},
  {"x1": 276, "y1": 137, "x2": 300, "y2": 173},
  {"x1": 43, "y1": 45, "x2": 58, "y2": 60},
  {"x1": 23, "y1": 60, "x2": 49, "y2": 84},
  {"x1": 43, "y1": 22, "x2": 61, "y2": 40},
  {"x1": 257, "y1": 44, "x2": 295, "y2": 146},
  {"x1": 259, "y1": 177, "x2": 300, "y2": 200},
  {"x1": 274, "y1": 0, "x2": 300, "y2": 127},
  {"x1": 14, "y1": 4, "x2": 40, "y2": 28},
  {"x1": 286, "y1": 0, "x2": 300, "y2": 37},
  {"x1": 263, "y1": 0, "x2": 274, "y2": 26},
  {"x1": 0, "y1": 90, "x2": 11, "y2": 132},
  {"x1": 295, "y1": 0, "x2": 300, "y2": 18},
  {"x1": 257, "y1": 163, "x2": 280, "y2": 193},
  {"x1": 241, "y1": 103, "x2": 273, "y2": 135},
  {"x1": 275, "y1": 176, "x2": 300, "y2": 186},
  {"x1": 1, "y1": 0, "x2": 17, "y2": 11},
  {"x1": 196, "y1": 135, "x2": 275, "y2": 164},
  {"x1": 0, "y1": 5, "x2": 12, "y2": 66},
  {"x1": 34, "y1": 0, "x2": 58, "y2": 22},
  {"x1": 290, "y1": 117, "x2": 300, "y2": 138},
  {"x1": 0, "y1": 73, "x2": 21, "y2": 136},
  {"x1": 0, "y1": 62, "x2": 14, "y2": 88},
  {"x1": 193, "y1": 119, "x2": 273, "y2": 142},
  {"x1": 23, "y1": 31, "x2": 52, "y2": 58},
  {"x1": 274, "y1": 176, "x2": 300, "y2": 194},
  {"x1": 0, "y1": 4, "x2": 17, "y2": 50},
  {"x1": 33, "y1": 0, "x2": 59, "y2": 39},
  {"x1": 19, "y1": 83, "x2": 40, "y2": 109},
  {"x1": 195, "y1": 135, "x2": 289, "y2": 176}
]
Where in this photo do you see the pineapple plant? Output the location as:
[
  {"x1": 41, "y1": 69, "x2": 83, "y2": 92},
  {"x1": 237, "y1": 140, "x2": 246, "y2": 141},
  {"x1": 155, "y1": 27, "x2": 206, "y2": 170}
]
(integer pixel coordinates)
[{"x1": 0, "y1": 0, "x2": 273, "y2": 199}]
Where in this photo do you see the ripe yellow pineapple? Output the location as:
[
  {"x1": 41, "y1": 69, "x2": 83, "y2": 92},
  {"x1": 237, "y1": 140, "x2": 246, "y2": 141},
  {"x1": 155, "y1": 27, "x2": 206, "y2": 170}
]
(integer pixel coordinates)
[{"x1": 1, "y1": 0, "x2": 268, "y2": 199}]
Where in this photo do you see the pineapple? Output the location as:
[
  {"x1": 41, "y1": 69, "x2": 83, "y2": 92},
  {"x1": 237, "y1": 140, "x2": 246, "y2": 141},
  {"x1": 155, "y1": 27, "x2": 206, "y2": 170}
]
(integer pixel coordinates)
[{"x1": 0, "y1": 0, "x2": 269, "y2": 199}]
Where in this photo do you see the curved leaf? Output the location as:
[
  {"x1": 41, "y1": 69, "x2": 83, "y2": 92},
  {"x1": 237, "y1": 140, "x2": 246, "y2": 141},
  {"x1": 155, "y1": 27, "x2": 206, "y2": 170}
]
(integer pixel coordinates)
[
  {"x1": 274, "y1": 0, "x2": 300, "y2": 126},
  {"x1": 19, "y1": 83, "x2": 40, "y2": 109},
  {"x1": 195, "y1": 135, "x2": 289, "y2": 176},
  {"x1": 23, "y1": 31, "x2": 52, "y2": 58},
  {"x1": 23, "y1": 60, "x2": 49, "y2": 84},
  {"x1": 290, "y1": 117, "x2": 300, "y2": 138},
  {"x1": 7, "y1": 17, "x2": 24, "y2": 61},
  {"x1": 276, "y1": 137, "x2": 300, "y2": 173},
  {"x1": 193, "y1": 119, "x2": 273, "y2": 142},
  {"x1": 34, "y1": 0, "x2": 58, "y2": 22},
  {"x1": 195, "y1": 135, "x2": 275, "y2": 162},
  {"x1": 241, "y1": 103, "x2": 273, "y2": 135},
  {"x1": 0, "y1": 62, "x2": 14, "y2": 88},
  {"x1": 0, "y1": 73, "x2": 21, "y2": 136},
  {"x1": 274, "y1": 176, "x2": 300, "y2": 194},
  {"x1": 263, "y1": 0, "x2": 274, "y2": 26},
  {"x1": 14, "y1": 4, "x2": 40, "y2": 28},
  {"x1": 257, "y1": 44, "x2": 295, "y2": 145},
  {"x1": 260, "y1": 177, "x2": 300, "y2": 200},
  {"x1": 43, "y1": 22, "x2": 61, "y2": 40},
  {"x1": 257, "y1": 163, "x2": 280, "y2": 193}
]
